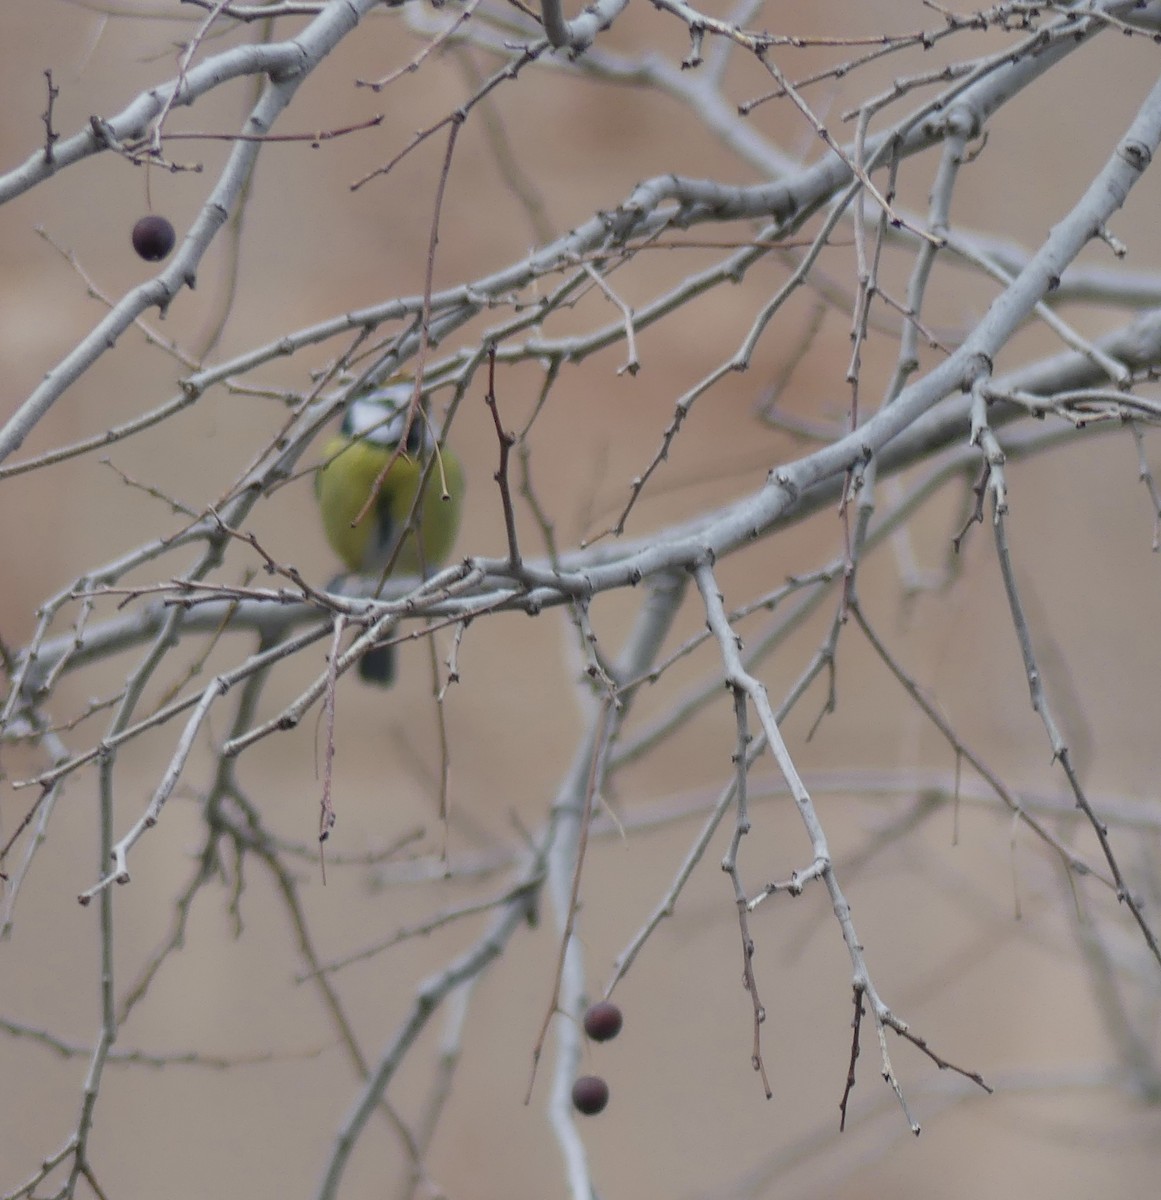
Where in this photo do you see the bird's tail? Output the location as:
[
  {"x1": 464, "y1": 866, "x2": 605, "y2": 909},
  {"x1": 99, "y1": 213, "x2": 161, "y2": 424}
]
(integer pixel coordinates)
[{"x1": 358, "y1": 643, "x2": 396, "y2": 686}]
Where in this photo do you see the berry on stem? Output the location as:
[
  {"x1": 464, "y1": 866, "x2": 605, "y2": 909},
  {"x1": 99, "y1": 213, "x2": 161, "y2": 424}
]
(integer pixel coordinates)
[
  {"x1": 132, "y1": 215, "x2": 175, "y2": 262},
  {"x1": 583, "y1": 1000, "x2": 623, "y2": 1042},
  {"x1": 571, "y1": 1075, "x2": 609, "y2": 1116}
]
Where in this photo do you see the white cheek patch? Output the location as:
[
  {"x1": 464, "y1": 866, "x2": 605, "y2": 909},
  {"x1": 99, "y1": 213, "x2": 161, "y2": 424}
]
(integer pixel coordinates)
[
  {"x1": 344, "y1": 381, "x2": 438, "y2": 452},
  {"x1": 348, "y1": 396, "x2": 409, "y2": 446}
]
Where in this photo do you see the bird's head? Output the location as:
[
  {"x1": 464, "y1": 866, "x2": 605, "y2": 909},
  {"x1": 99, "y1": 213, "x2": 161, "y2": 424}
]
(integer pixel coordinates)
[{"x1": 342, "y1": 377, "x2": 430, "y2": 455}]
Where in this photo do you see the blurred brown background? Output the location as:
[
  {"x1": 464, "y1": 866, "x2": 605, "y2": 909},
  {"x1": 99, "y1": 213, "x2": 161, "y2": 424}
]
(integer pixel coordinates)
[{"x1": 2, "y1": 2, "x2": 1161, "y2": 1197}]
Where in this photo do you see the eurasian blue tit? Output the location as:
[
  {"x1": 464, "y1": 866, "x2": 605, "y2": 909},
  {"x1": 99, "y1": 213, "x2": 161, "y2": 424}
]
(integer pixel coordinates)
[{"x1": 316, "y1": 378, "x2": 464, "y2": 684}]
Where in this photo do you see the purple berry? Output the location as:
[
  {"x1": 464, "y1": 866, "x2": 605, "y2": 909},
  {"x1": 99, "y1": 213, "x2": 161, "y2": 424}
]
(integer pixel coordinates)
[
  {"x1": 572, "y1": 1075, "x2": 609, "y2": 1115},
  {"x1": 132, "y1": 215, "x2": 175, "y2": 262},
  {"x1": 583, "y1": 1001, "x2": 623, "y2": 1042}
]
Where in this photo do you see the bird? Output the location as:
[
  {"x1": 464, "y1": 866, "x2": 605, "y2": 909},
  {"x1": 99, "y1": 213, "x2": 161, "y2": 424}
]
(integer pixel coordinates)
[{"x1": 316, "y1": 377, "x2": 464, "y2": 684}]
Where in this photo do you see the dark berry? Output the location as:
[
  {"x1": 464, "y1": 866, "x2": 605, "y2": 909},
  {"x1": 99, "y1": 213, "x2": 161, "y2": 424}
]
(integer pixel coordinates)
[
  {"x1": 571, "y1": 1075, "x2": 609, "y2": 1116},
  {"x1": 132, "y1": 215, "x2": 176, "y2": 262},
  {"x1": 583, "y1": 1000, "x2": 623, "y2": 1042}
]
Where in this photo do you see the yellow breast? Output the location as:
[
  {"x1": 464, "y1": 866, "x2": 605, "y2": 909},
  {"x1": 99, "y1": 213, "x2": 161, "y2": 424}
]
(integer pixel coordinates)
[{"x1": 317, "y1": 434, "x2": 464, "y2": 578}]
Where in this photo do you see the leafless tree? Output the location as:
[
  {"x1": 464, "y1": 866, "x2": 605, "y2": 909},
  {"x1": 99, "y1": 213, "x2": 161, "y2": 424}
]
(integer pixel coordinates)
[{"x1": 3, "y1": 3, "x2": 1161, "y2": 1197}]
